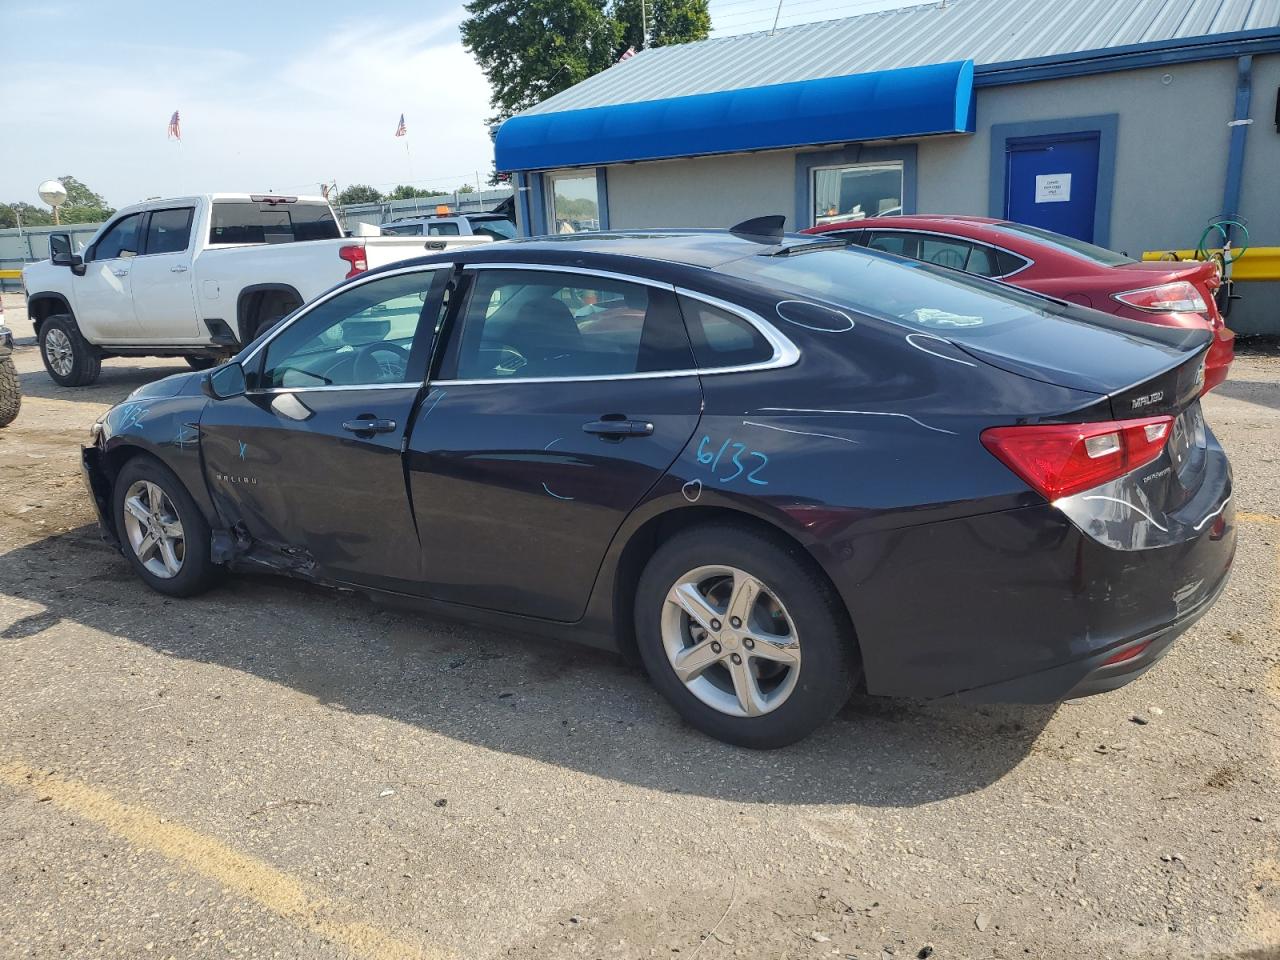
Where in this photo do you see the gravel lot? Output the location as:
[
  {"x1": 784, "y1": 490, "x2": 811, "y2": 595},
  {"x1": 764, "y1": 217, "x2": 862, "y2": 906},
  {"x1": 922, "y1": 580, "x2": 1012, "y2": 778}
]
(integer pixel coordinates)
[{"x1": 1, "y1": 290, "x2": 1277, "y2": 960}]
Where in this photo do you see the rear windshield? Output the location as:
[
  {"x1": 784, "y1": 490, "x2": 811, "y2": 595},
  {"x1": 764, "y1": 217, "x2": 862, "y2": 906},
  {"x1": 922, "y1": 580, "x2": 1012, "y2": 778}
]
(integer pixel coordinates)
[
  {"x1": 990, "y1": 222, "x2": 1135, "y2": 266},
  {"x1": 721, "y1": 246, "x2": 1069, "y2": 335},
  {"x1": 208, "y1": 201, "x2": 341, "y2": 245}
]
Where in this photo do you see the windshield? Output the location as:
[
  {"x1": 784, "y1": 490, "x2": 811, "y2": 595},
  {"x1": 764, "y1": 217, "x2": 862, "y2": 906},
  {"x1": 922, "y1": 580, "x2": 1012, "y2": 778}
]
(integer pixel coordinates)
[
  {"x1": 721, "y1": 246, "x2": 1071, "y2": 335},
  {"x1": 990, "y1": 222, "x2": 1135, "y2": 266}
]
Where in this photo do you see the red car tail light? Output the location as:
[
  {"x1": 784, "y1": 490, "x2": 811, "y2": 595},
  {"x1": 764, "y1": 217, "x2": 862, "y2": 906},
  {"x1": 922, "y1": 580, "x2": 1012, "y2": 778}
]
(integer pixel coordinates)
[
  {"x1": 1102, "y1": 639, "x2": 1152, "y2": 666},
  {"x1": 981, "y1": 416, "x2": 1174, "y2": 501},
  {"x1": 339, "y1": 244, "x2": 368, "y2": 278},
  {"x1": 1113, "y1": 281, "x2": 1206, "y2": 314}
]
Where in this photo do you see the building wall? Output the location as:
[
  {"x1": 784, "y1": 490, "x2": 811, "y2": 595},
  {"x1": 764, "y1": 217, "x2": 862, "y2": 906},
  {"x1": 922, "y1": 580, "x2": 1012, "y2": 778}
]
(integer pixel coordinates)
[{"x1": 605, "y1": 151, "x2": 796, "y2": 230}]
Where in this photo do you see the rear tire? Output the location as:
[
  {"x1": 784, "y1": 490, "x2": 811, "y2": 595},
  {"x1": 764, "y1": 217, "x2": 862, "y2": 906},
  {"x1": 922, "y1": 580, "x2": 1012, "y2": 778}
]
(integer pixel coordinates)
[
  {"x1": 0, "y1": 357, "x2": 20, "y2": 427},
  {"x1": 38, "y1": 314, "x2": 101, "y2": 386},
  {"x1": 635, "y1": 522, "x2": 857, "y2": 748},
  {"x1": 112, "y1": 455, "x2": 221, "y2": 597}
]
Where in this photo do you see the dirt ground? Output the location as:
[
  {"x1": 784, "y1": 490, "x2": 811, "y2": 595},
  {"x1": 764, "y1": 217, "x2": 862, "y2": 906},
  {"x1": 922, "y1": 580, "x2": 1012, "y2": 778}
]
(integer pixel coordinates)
[{"x1": 1, "y1": 289, "x2": 1278, "y2": 960}]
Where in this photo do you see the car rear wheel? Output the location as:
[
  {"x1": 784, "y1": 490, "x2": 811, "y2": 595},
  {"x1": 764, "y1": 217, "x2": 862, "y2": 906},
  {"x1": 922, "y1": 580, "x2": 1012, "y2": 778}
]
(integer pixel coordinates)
[
  {"x1": 38, "y1": 314, "x2": 101, "y2": 387},
  {"x1": 0, "y1": 357, "x2": 20, "y2": 427},
  {"x1": 635, "y1": 523, "x2": 857, "y2": 748},
  {"x1": 112, "y1": 456, "x2": 221, "y2": 597}
]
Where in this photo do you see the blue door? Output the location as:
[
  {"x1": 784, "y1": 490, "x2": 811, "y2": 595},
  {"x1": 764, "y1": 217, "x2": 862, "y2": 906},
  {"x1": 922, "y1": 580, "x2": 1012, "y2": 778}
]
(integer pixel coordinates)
[{"x1": 1005, "y1": 133, "x2": 1100, "y2": 242}]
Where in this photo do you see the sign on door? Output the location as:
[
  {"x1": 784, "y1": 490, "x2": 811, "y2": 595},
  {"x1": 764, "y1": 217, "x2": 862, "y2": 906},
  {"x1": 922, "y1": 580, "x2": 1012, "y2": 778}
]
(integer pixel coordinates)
[{"x1": 1034, "y1": 173, "x2": 1072, "y2": 203}]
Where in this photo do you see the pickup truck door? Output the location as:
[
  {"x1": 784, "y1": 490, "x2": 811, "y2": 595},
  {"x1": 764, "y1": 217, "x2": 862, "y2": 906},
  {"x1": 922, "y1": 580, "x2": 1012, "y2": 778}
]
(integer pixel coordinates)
[
  {"x1": 199, "y1": 266, "x2": 447, "y2": 592},
  {"x1": 76, "y1": 213, "x2": 145, "y2": 341},
  {"x1": 128, "y1": 207, "x2": 201, "y2": 340}
]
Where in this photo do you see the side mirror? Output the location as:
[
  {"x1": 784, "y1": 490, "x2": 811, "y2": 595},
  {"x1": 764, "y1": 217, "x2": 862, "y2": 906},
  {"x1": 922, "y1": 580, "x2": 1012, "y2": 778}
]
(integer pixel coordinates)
[
  {"x1": 202, "y1": 362, "x2": 247, "y2": 400},
  {"x1": 49, "y1": 233, "x2": 83, "y2": 269}
]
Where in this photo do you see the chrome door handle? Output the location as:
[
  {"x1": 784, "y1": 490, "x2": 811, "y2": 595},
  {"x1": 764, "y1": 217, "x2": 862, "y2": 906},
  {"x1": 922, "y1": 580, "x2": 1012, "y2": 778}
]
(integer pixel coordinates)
[
  {"x1": 170, "y1": 265, "x2": 189, "y2": 273},
  {"x1": 112, "y1": 269, "x2": 129, "y2": 278},
  {"x1": 342, "y1": 417, "x2": 397, "y2": 434}
]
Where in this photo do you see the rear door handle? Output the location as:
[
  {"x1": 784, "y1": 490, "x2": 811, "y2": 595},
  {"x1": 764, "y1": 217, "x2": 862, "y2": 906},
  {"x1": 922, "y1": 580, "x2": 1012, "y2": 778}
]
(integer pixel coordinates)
[
  {"x1": 342, "y1": 417, "x2": 397, "y2": 434},
  {"x1": 170, "y1": 265, "x2": 189, "y2": 273},
  {"x1": 583, "y1": 418, "x2": 654, "y2": 438},
  {"x1": 112, "y1": 269, "x2": 129, "y2": 278}
]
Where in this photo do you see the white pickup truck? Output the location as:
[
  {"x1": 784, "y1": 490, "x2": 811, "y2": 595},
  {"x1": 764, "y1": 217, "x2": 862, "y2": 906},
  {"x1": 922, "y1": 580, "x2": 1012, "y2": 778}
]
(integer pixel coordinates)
[{"x1": 21, "y1": 193, "x2": 490, "y2": 385}]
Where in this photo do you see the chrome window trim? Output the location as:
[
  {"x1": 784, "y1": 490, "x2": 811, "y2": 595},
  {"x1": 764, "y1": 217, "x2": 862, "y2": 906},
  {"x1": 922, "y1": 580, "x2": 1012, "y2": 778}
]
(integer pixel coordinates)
[
  {"x1": 843, "y1": 227, "x2": 1035, "y2": 279},
  {"x1": 248, "y1": 383, "x2": 422, "y2": 396},
  {"x1": 239, "y1": 263, "x2": 450, "y2": 368},
  {"x1": 430, "y1": 270, "x2": 799, "y2": 386}
]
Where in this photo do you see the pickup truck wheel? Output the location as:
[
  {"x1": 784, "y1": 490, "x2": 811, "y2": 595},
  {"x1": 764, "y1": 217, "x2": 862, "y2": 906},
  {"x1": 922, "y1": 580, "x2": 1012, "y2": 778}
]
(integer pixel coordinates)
[
  {"x1": 39, "y1": 314, "x2": 101, "y2": 387},
  {"x1": 185, "y1": 356, "x2": 219, "y2": 371},
  {"x1": 0, "y1": 358, "x2": 20, "y2": 427}
]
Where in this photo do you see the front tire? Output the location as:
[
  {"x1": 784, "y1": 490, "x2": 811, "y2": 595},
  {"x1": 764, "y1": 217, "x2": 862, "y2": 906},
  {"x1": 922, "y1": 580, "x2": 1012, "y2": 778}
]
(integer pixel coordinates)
[
  {"x1": 635, "y1": 522, "x2": 858, "y2": 748},
  {"x1": 0, "y1": 357, "x2": 20, "y2": 427},
  {"x1": 185, "y1": 356, "x2": 219, "y2": 371},
  {"x1": 38, "y1": 314, "x2": 101, "y2": 386},
  {"x1": 112, "y1": 456, "x2": 221, "y2": 597}
]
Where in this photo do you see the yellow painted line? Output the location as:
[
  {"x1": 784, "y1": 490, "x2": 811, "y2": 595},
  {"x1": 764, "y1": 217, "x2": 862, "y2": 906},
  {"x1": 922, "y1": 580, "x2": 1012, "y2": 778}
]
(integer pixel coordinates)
[
  {"x1": 1141, "y1": 247, "x2": 1280, "y2": 282},
  {"x1": 0, "y1": 269, "x2": 22, "y2": 280},
  {"x1": 0, "y1": 759, "x2": 447, "y2": 960}
]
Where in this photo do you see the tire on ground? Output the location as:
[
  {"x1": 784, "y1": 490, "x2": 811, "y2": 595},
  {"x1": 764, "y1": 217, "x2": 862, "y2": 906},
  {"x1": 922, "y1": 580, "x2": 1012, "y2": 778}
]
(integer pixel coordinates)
[
  {"x1": 634, "y1": 520, "x2": 859, "y2": 749},
  {"x1": 111, "y1": 454, "x2": 223, "y2": 598},
  {"x1": 38, "y1": 314, "x2": 102, "y2": 387},
  {"x1": 0, "y1": 358, "x2": 20, "y2": 427},
  {"x1": 185, "y1": 356, "x2": 219, "y2": 371}
]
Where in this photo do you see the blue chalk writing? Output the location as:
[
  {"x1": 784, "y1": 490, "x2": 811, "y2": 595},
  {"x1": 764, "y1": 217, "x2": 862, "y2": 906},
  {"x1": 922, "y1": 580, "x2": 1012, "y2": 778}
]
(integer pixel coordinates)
[{"x1": 695, "y1": 434, "x2": 769, "y2": 486}]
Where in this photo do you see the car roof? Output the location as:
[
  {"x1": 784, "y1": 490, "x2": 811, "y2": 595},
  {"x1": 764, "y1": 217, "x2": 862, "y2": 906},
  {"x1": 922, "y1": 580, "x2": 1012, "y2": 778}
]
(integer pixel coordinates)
[{"x1": 467, "y1": 230, "x2": 821, "y2": 268}]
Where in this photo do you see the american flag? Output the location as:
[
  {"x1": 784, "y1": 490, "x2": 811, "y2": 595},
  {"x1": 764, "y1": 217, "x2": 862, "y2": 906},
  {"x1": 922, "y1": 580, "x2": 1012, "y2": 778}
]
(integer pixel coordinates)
[
  {"x1": 167, "y1": 110, "x2": 181, "y2": 140},
  {"x1": 618, "y1": 46, "x2": 636, "y2": 62},
  {"x1": 394, "y1": 113, "x2": 406, "y2": 137}
]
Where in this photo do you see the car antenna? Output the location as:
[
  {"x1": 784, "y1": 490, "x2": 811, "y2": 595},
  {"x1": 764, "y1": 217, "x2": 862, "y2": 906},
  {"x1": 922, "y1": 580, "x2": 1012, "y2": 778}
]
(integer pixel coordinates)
[{"x1": 729, "y1": 215, "x2": 786, "y2": 244}]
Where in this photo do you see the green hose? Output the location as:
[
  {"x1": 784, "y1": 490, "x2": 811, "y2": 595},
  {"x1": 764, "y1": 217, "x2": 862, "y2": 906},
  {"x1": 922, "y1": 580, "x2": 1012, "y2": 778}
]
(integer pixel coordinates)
[{"x1": 1196, "y1": 217, "x2": 1250, "y2": 264}]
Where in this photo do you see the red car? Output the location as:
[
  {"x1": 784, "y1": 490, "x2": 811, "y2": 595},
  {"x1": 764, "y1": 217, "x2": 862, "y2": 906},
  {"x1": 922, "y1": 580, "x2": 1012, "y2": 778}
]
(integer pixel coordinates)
[{"x1": 802, "y1": 215, "x2": 1234, "y2": 392}]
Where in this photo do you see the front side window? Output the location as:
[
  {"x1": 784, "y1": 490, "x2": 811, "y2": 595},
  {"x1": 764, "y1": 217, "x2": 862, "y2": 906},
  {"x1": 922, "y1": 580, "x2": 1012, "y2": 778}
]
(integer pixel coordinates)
[
  {"x1": 451, "y1": 270, "x2": 691, "y2": 379},
  {"x1": 144, "y1": 208, "x2": 194, "y2": 255},
  {"x1": 257, "y1": 271, "x2": 438, "y2": 389},
  {"x1": 812, "y1": 162, "x2": 903, "y2": 226},
  {"x1": 93, "y1": 214, "x2": 143, "y2": 261},
  {"x1": 546, "y1": 173, "x2": 599, "y2": 234},
  {"x1": 209, "y1": 200, "x2": 341, "y2": 245}
]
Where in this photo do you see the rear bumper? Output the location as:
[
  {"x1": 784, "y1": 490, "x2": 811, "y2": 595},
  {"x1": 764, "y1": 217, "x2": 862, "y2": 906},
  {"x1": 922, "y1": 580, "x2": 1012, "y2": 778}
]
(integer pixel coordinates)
[{"x1": 1203, "y1": 325, "x2": 1235, "y2": 393}]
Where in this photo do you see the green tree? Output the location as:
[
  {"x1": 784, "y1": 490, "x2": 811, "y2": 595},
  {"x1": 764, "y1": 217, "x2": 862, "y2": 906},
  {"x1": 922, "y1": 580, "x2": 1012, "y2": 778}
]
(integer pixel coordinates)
[
  {"x1": 456, "y1": 184, "x2": 476, "y2": 194},
  {"x1": 335, "y1": 184, "x2": 383, "y2": 205},
  {"x1": 649, "y1": 0, "x2": 710, "y2": 46},
  {"x1": 56, "y1": 175, "x2": 115, "y2": 223},
  {"x1": 387, "y1": 184, "x2": 435, "y2": 200},
  {"x1": 462, "y1": 0, "x2": 621, "y2": 122},
  {"x1": 614, "y1": 0, "x2": 709, "y2": 50},
  {"x1": 0, "y1": 202, "x2": 53, "y2": 229}
]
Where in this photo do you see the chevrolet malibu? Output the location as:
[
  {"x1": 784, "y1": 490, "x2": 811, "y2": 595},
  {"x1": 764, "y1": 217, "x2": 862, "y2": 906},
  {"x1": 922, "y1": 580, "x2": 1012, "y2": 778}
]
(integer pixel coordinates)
[{"x1": 82, "y1": 229, "x2": 1235, "y2": 748}]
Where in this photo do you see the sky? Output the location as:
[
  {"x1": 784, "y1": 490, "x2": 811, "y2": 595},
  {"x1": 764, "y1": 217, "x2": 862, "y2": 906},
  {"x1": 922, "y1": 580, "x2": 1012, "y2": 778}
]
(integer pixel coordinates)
[{"x1": 0, "y1": 0, "x2": 931, "y2": 211}]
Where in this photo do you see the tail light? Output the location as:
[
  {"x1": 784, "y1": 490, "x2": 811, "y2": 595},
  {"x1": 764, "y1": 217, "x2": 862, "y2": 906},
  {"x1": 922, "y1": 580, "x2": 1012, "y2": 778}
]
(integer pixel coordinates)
[
  {"x1": 339, "y1": 244, "x2": 368, "y2": 278},
  {"x1": 1113, "y1": 282, "x2": 1206, "y2": 314},
  {"x1": 981, "y1": 416, "x2": 1174, "y2": 501}
]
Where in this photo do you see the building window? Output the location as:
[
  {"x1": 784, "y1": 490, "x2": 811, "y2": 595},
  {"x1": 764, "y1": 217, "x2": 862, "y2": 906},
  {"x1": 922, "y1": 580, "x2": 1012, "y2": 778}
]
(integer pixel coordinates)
[
  {"x1": 812, "y1": 162, "x2": 903, "y2": 226},
  {"x1": 546, "y1": 172, "x2": 600, "y2": 234}
]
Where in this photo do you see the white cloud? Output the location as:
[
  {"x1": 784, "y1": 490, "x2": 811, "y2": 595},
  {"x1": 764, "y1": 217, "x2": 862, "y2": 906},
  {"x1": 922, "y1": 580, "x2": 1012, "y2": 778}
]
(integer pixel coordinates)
[{"x1": 1, "y1": 14, "x2": 497, "y2": 207}]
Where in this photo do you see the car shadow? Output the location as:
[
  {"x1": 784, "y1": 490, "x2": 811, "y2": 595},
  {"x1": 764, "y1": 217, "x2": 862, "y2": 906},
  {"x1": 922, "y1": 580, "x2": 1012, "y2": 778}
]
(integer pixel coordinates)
[
  {"x1": 0, "y1": 524, "x2": 1057, "y2": 807},
  {"x1": 15, "y1": 359, "x2": 190, "y2": 405},
  {"x1": 1212, "y1": 379, "x2": 1280, "y2": 412}
]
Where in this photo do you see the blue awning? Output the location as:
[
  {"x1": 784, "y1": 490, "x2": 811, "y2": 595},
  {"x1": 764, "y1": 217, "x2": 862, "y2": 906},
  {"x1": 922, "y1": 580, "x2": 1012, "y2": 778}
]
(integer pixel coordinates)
[{"x1": 496, "y1": 60, "x2": 975, "y2": 172}]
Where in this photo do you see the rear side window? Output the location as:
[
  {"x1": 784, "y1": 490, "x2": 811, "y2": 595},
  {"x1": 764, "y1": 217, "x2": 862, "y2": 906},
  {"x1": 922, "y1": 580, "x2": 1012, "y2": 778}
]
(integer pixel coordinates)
[
  {"x1": 865, "y1": 232, "x2": 913, "y2": 257},
  {"x1": 144, "y1": 208, "x2": 194, "y2": 255},
  {"x1": 208, "y1": 201, "x2": 341, "y2": 245},
  {"x1": 92, "y1": 213, "x2": 143, "y2": 260},
  {"x1": 473, "y1": 219, "x2": 516, "y2": 240},
  {"x1": 381, "y1": 223, "x2": 424, "y2": 236},
  {"x1": 996, "y1": 250, "x2": 1030, "y2": 276},
  {"x1": 449, "y1": 270, "x2": 692, "y2": 379},
  {"x1": 679, "y1": 296, "x2": 774, "y2": 369},
  {"x1": 427, "y1": 222, "x2": 460, "y2": 236},
  {"x1": 918, "y1": 237, "x2": 973, "y2": 271}
]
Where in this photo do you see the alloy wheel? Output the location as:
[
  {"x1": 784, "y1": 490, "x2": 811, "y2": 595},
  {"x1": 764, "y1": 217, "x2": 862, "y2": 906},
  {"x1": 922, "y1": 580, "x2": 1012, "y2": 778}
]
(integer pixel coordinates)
[
  {"x1": 660, "y1": 564, "x2": 801, "y2": 717},
  {"x1": 44, "y1": 327, "x2": 74, "y2": 377},
  {"x1": 121, "y1": 480, "x2": 186, "y2": 579}
]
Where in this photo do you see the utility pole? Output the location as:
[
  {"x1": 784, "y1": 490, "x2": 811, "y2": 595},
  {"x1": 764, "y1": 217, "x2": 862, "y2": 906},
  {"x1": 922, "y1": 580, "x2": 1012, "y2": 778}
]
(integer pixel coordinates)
[
  {"x1": 770, "y1": 0, "x2": 784, "y2": 36},
  {"x1": 641, "y1": 0, "x2": 648, "y2": 47}
]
